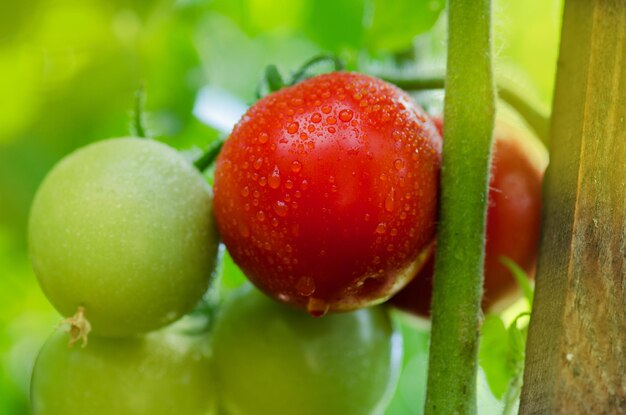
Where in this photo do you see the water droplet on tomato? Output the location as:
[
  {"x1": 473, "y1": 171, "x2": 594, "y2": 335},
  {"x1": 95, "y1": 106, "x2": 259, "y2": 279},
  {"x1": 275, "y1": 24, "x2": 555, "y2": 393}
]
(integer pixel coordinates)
[
  {"x1": 385, "y1": 188, "x2": 396, "y2": 212},
  {"x1": 311, "y1": 113, "x2": 322, "y2": 123},
  {"x1": 376, "y1": 223, "x2": 387, "y2": 234},
  {"x1": 259, "y1": 132, "x2": 269, "y2": 144},
  {"x1": 339, "y1": 109, "x2": 353, "y2": 122},
  {"x1": 291, "y1": 160, "x2": 302, "y2": 173},
  {"x1": 253, "y1": 158, "x2": 263, "y2": 170},
  {"x1": 307, "y1": 297, "x2": 329, "y2": 317},
  {"x1": 235, "y1": 221, "x2": 249, "y2": 237},
  {"x1": 273, "y1": 200, "x2": 288, "y2": 217},
  {"x1": 268, "y1": 166, "x2": 281, "y2": 189},
  {"x1": 287, "y1": 122, "x2": 299, "y2": 134},
  {"x1": 296, "y1": 277, "x2": 315, "y2": 297},
  {"x1": 321, "y1": 105, "x2": 332, "y2": 114},
  {"x1": 327, "y1": 116, "x2": 337, "y2": 125},
  {"x1": 241, "y1": 186, "x2": 250, "y2": 197},
  {"x1": 256, "y1": 211, "x2": 266, "y2": 222},
  {"x1": 394, "y1": 159, "x2": 404, "y2": 171}
]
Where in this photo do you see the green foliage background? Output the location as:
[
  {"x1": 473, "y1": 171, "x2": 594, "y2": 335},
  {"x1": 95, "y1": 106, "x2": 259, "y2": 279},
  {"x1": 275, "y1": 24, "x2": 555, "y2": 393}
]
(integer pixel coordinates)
[{"x1": 0, "y1": 0, "x2": 561, "y2": 413}]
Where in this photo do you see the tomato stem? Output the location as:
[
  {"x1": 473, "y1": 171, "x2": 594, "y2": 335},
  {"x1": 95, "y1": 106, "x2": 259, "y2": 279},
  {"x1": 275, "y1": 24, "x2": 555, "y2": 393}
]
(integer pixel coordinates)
[
  {"x1": 193, "y1": 138, "x2": 225, "y2": 172},
  {"x1": 383, "y1": 76, "x2": 549, "y2": 145},
  {"x1": 289, "y1": 54, "x2": 345, "y2": 85},
  {"x1": 424, "y1": 1, "x2": 495, "y2": 414},
  {"x1": 132, "y1": 84, "x2": 147, "y2": 139}
]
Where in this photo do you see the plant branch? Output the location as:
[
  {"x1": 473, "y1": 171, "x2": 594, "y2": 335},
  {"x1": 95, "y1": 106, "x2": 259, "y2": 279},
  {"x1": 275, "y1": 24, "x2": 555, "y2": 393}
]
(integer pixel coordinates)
[
  {"x1": 383, "y1": 76, "x2": 549, "y2": 145},
  {"x1": 193, "y1": 138, "x2": 225, "y2": 172},
  {"x1": 424, "y1": 0, "x2": 495, "y2": 414}
]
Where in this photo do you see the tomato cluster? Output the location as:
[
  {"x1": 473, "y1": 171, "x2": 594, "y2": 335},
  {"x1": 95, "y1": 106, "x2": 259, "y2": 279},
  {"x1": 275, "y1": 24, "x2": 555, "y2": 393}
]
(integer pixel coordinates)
[
  {"x1": 28, "y1": 71, "x2": 543, "y2": 414},
  {"x1": 28, "y1": 124, "x2": 403, "y2": 414}
]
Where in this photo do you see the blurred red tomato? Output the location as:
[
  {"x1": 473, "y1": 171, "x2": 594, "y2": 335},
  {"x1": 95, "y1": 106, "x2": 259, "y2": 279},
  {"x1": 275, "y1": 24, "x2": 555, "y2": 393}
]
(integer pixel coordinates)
[{"x1": 390, "y1": 118, "x2": 546, "y2": 316}]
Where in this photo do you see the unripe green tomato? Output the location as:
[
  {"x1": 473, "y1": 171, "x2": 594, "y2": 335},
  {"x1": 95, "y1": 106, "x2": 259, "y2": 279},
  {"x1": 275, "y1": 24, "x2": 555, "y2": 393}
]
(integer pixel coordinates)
[
  {"x1": 31, "y1": 329, "x2": 216, "y2": 415},
  {"x1": 212, "y1": 284, "x2": 403, "y2": 415},
  {"x1": 28, "y1": 138, "x2": 219, "y2": 337}
]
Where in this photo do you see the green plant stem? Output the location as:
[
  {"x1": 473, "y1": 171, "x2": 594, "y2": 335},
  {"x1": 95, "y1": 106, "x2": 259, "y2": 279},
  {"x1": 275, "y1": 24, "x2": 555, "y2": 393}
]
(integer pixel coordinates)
[
  {"x1": 383, "y1": 76, "x2": 549, "y2": 145},
  {"x1": 289, "y1": 54, "x2": 345, "y2": 85},
  {"x1": 193, "y1": 138, "x2": 225, "y2": 172},
  {"x1": 424, "y1": 1, "x2": 495, "y2": 414},
  {"x1": 133, "y1": 85, "x2": 147, "y2": 139}
]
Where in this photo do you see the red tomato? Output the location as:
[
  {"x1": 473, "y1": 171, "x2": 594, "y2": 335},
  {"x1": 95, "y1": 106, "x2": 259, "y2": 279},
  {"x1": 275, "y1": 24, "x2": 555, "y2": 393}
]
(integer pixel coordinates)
[
  {"x1": 390, "y1": 118, "x2": 546, "y2": 316},
  {"x1": 214, "y1": 72, "x2": 442, "y2": 316}
]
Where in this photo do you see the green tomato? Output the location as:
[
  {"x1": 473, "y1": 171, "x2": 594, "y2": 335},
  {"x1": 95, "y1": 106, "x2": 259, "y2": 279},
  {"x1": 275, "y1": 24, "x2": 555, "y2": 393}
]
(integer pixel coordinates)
[
  {"x1": 31, "y1": 328, "x2": 216, "y2": 415},
  {"x1": 28, "y1": 138, "x2": 218, "y2": 337},
  {"x1": 212, "y1": 284, "x2": 402, "y2": 415}
]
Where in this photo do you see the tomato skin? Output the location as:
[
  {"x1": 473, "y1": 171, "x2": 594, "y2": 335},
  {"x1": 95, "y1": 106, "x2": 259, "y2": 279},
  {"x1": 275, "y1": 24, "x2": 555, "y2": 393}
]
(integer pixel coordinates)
[
  {"x1": 30, "y1": 329, "x2": 216, "y2": 415},
  {"x1": 214, "y1": 72, "x2": 442, "y2": 315},
  {"x1": 28, "y1": 138, "x2": 219, "y2": 336},
  {"x1": 211, "y1": 284, "x2": 402, "y2": 415},
  {"x1": 390, "y1": 119, "x2": 546, "y2": 316}
]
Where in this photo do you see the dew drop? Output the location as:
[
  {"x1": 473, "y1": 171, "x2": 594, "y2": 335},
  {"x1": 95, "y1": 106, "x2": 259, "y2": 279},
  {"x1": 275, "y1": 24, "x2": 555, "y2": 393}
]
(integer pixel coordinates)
[
  {"x1": 296, "y1": 277, "x2": 316, "y2": 297},
  {"x1": 291, "y1": 160, "x2": 302, "y2": 173},
  {"x1": 291, "y1": 224, "x2": 300, "y2": 236},
  {"x1": 307, "y1": 297, "x2": 329, "y2": 317},
  {"x1": 256, "y1": 211, "x2": 266, "y2": 222},
  {"x1": 394, "y1": 159, "x2": 404, "y2": 171},
  {"x1": 376, "y1": 223, "x2": 387, "y2": 234},
  {"x1": 238, "y1": 223, "x2": 250, "y2": 238},
  {"x1": 253, "y1": 157, "x2": 263, "y2": 170},
  {"x1": 285, "y1": 179, "x2": 294, "y2": 189},
  {"x1": 259, "y1": 176, "x2": 267, "y2": 187},
  {"x1": 364, "y1": 213, "x2": 371, "y2": 222},
  {"x1": 307, "y1": 124, "x2": 315, "y2": 133},
  {"x1": 339, "y1": 109, "x2": 353, "y2": 122},
  {"x1": 259, "y1": 132, "x2": 269, "y2": 144},
  {"x1": 300, "y1": 179, "x2": 309, "y2": 190},
  {"x1": 271, "y1": 217, "x2": 279, "y2": 227},
  {"x1": 390, "y1": 228, "x2": 398, "y2": 236},
  {"x1": 327, "y1": 116, "x2": 337, "y2": 125},
  {"x1": 241, "y1": 186, "x2": 250, "y2": 197},
  {"x1": 385, "y1": 187, "x2": 396, "y2": 212},
  {"x1": 268, "y1": 166, "x2": 281, "y2": 189},
  {"x1": 273, "y1": 200, "x2": 289, "y2": 217},
  {"x1": 287, "y1": 122, "x2": 299, "y2": 134},
  {"x1": 311, "y1": 113, "x2": 322, "y2": 123},
  {"x1": 328, "y1": 126, "x2": 336, "y2": 133},
  {"x1": 321, "y1": 105, "x2": 332, "y2": 114}
]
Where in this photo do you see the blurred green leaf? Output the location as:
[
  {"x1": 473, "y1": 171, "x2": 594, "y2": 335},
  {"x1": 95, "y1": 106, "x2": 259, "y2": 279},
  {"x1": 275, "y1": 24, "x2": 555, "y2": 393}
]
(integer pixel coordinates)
[
  {"x1": 479, "y1": 314, "x2": 514, "y2": 400},
  {"x1": 365, "y1": 0, "x2": 445, "y2": 51},
  {"x1": 500, "y1": 257, "x2": 534, "y2": 306}
]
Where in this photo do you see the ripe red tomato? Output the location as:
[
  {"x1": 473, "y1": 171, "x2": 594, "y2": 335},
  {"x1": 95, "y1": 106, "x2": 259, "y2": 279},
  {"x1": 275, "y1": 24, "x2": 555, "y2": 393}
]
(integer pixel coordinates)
[
  {"x1": 390, "y1": 118, "x2": 546, "y2": 316},
  {"x1": 214, "y1": 72, "x2": 442, "y2": 316}
]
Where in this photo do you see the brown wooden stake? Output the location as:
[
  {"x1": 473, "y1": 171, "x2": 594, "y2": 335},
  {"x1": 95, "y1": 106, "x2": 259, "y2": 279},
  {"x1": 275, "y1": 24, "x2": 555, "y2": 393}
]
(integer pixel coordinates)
[{"x1": 520, "y1": 0, "x2": 626, "y2": 413}]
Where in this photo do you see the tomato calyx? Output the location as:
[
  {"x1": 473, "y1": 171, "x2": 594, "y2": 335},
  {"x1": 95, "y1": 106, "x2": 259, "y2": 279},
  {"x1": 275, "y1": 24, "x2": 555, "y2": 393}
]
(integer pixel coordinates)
[
  {"x1": 60, "y1": 306, "x2": 92, "y2": 348},
  {"x1": 257, "y1": 54, "x2": 345, "y2": 98}
]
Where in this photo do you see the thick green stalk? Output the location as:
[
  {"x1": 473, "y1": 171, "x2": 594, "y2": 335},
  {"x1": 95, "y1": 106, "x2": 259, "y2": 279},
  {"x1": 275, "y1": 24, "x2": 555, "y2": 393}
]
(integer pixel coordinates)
[{"x1": 424, "y1": 1, "x2": 495, "y2": 414}]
